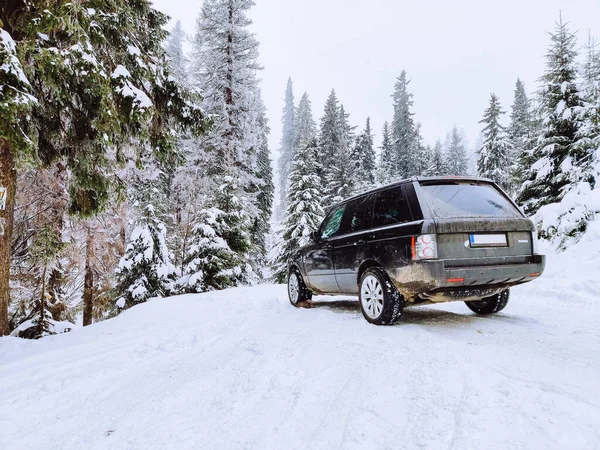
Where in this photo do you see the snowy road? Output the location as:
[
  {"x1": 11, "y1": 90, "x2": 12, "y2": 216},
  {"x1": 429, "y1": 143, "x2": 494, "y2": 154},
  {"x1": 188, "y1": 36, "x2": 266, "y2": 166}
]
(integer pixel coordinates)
[{"x1": 1, "y1": 248, "x2": 600, "y2": 449}]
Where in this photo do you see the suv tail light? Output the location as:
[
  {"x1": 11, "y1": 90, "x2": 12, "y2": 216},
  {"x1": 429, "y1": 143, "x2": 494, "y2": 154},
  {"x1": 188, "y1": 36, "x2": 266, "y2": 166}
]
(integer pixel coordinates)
[{"x1": 412, "y1": 234, "x2": 438, "y2": 260}]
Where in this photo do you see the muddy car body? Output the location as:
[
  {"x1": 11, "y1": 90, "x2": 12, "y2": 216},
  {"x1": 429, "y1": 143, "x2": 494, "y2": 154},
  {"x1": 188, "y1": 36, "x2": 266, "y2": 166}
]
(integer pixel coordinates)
[{"x1": 286, "y1": 177, "x2": 546, "y2": 325}]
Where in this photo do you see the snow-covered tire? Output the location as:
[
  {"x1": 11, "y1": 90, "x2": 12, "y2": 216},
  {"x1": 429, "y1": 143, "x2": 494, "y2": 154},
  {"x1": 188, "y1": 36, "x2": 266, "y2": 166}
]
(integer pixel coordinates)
[
  {"x1": 465, "y1": 289, "x2": 510, "y2": 315},
  {"x1": 359, "y1": 267, "x2": 403, "y2": 325},
  {"x1": 288, "y1": 268, "x2": 312, "y2": 307}
]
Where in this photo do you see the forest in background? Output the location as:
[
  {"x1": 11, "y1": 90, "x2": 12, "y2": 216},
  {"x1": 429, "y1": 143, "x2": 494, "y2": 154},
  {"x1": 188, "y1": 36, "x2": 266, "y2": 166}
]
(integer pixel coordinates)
[{"x1": 0, "y1": 1, "x2": 598, "y2": 338}]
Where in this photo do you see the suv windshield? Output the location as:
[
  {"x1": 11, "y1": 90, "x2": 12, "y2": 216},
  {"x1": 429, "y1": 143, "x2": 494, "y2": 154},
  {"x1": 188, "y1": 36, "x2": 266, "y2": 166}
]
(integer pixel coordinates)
[{"x1": 419, "y1": 182, "x2": 522, "y2": 219}]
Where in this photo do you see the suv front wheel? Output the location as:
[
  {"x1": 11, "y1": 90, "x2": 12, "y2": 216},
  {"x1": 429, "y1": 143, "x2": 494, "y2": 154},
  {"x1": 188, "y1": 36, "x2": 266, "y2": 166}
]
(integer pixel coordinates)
[
  {"x1": 465, "y1": 289, "x2": 509, "y2": 315},
  {"x1": 359, "y1": 268, "x2": 403, "y2": 325},
  {"x1": 288, "y1": 269, "x2": 312, "y2": 306}
]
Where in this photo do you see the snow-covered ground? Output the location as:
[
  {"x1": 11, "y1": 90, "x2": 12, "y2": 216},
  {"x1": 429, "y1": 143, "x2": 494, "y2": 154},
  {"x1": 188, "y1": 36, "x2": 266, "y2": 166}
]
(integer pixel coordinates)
[{"x1": 1, "y1": 242, "x2": 600, "y2": 450}]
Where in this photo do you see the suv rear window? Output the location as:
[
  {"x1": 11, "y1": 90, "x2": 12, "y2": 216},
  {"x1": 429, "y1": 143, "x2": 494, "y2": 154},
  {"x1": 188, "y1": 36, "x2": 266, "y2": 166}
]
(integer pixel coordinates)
[{"x1": 419, "y1": 183, "x2": 522, "y2": 219}]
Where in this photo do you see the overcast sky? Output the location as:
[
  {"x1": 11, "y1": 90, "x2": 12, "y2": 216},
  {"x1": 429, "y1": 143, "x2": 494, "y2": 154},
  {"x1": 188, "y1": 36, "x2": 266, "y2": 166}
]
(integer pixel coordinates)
[{"x1": 152, "y1": 0, "x2": 600, "y2": 156}]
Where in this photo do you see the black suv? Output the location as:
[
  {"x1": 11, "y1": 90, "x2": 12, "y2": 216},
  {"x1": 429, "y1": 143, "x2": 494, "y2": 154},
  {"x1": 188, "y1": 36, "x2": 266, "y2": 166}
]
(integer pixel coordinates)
[{"x1": 287, "y1": 177, "x2": 545, "y2": 325}]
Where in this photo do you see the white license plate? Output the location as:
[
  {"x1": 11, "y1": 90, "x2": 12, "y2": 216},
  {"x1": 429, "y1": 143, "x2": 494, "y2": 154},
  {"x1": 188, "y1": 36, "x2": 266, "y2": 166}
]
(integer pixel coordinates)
[{"x1": 469, "y1": 234, "x2": 507, "y2": 247}]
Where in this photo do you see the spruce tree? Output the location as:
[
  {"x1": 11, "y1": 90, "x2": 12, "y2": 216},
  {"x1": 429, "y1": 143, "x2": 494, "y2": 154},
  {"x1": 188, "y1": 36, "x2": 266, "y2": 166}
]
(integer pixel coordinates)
[
  {"x1": 0, "y1": 1, "x2": 208, "y2": 335},
  {"x1": 326, "y1": 104, "x2": 356, "y2": 204},
  {"x1": 508, "y1": 79, "x2": 533, "y2": 192},
  {"x1": 517, "y1": 16, "x2": 584, "y2": 214},
  {"x1": 277, "y1": 78, "x2": 295, "y2": 219},
  {"x1": 165, "y1": 20, "x2": 188, "y2": 86},
  {"x1": 425, "y1": 140, "x2": 446, "y2": 176},
  {"x1": 377, "y1": 121, "x2": 394, "y2": 184},
  {"x1": 477, "y1": 94, "x2": 511, "y2": 190},
  {"x1": 274, "y1": 93, "x2": 324, "y2": 282},
  {"x1": 391, "y1": 71, "x2": 417, "y2": 179},
  {"x1": 115, "y1": 205, "x2": 176, "y2": 309},
  {"x1": 445, "y1": 127, "x2": 469, "y2": 175},
  {"x1": 351, "y1": 117, "x2": 376, "y2": 192},
  {"x1": 318, "y1": 89, "x2": 341, "y2": 191}
]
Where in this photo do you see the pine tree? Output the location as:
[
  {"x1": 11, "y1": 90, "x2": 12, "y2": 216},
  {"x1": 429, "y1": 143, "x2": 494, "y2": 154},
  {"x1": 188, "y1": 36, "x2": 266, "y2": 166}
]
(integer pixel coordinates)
[
  {"x1": 326, "y1": 104, "x2": 356, "y2": 204},
  {"x1": 517, "y1": 16, "x2": 584, "y2": 214},
  {"x1": 413, "y1": 122, "x2": 430, "y2": 175},
  {"x1": 508, "y1": 79, "x2": 533, "y2": 192},
  {"x1": 445, "y1": 127, "x2": 469, "y2": 175},
  {"x1": 0, "y1": 1, "x2": 208, "y2": 335},
  {"x1": 425, "y1": 140, "x2": 446, "y2": 176},
  {"x1": 377, "y1": 121, "x2": 393, "y2": 184},
  {"x1": 318, "y1": 89, "x2": 341, "y2": 191},
  {"x1": 115, "y1": 205, "x2": 176, "y2": 309},
  {"x1": 165, "y1": 20, "x2": 188, "y2": 86},
  {"x1": 274, "y1": 93, "x2": 324, "y2": 282},
  {"x1": 391, "y1": 71, "x2": 417, "y2": 179},
  {"x1": 477, "y1": 94, "x2": 511, "y2": 190},
  {"x1": 351, "y1": 117, "x2": 376, "y2": 192},
  {"x1": 277, "y1": 78, "x2": 295, "y2": 219}
]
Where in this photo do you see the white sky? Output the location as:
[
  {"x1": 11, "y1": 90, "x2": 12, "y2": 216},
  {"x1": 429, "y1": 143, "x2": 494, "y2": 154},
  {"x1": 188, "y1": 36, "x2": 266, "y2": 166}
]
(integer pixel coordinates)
[{"x1": 152, "y1": 0, "x2": 600, "y2": 155}]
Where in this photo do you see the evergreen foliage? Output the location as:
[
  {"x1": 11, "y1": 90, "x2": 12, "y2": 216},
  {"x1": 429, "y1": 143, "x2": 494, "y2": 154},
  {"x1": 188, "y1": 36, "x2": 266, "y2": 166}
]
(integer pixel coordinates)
[
  {"x1": 445, "y1": 127, "x2": 469, "y2": 175},
  {"x1": 352, "y1": 117, "x2": 376, "y2": 191},
  {"x1": 477, "y1": 93, "x2": 511, "y2": 189},
  {"x1": 277, "y1": 78, "x2": 295, "y2": 218},
  {"x1": 508, "y1": 79, "x2": 533, "y2": 193},
  {"x1": 377, "y1": 121, "x2": 394, "y2": 184},
  {"x1": 116, "y1": 205, "x2": 176, "y2": 309},
  {"x1": 391, "y1": 71, "x2": 417, "y2": 179},
  {"x1": 425, "y1": 140, "x2": 446, "y2": 176},
  {"x1": 517, "y1": 17, "x2": 584, "y2": 214}
]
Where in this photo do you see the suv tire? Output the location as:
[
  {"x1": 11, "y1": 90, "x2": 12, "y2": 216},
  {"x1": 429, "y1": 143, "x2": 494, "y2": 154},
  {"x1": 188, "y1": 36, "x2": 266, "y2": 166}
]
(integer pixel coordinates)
[
  {"x1": 288, "y1": 269, "x2": 312, "y2": 307},
  {"x1": 465, "y1": 289, "x2": 510, "y2": 315},
  {"x1": 359, "y1": 267, "x2": 403, "y2": 325}
]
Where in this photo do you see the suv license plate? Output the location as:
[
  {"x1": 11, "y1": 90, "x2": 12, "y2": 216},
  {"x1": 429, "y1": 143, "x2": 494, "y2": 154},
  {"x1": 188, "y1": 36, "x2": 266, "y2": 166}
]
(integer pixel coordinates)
[{"x1": 469, "y1": 234, "x2": 507, "y2": 247}]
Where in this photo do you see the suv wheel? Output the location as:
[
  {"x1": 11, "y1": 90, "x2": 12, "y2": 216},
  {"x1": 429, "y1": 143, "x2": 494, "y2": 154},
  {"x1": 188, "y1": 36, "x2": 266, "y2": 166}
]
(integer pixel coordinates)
[
  {"x1": 465, "y1": 289, "x2": 509, "y2": 315},
  {"x1": 288, "y1": 269, "x2": 312, "y2": 307},
  {"x1": 359, "y1": 268, "x2": 403, "y2": 325}
]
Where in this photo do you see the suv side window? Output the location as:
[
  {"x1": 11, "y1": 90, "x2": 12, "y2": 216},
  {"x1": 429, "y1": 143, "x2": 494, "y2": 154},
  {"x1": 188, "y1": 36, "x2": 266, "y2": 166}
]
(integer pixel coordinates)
[
  {"x1": 372, "y1": 186, "x2": 412, "y2": 228},
  {"x1": 320, "y1": 205, "x2": 345, "y2": 239},
  {"x1": 338, "y1": 195, "x2": 374, "y2": 236}
]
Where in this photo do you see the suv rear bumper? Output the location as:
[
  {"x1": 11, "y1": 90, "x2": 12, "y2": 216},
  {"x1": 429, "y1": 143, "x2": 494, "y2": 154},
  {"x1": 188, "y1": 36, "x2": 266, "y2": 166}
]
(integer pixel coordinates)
[{"x1": 387, "y1": 255, "x2": 545, "y2": 303}]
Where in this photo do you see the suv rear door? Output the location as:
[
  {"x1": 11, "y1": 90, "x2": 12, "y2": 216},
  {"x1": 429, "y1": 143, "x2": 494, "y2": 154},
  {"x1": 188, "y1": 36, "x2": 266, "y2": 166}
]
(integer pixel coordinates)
[
  {"x1": 332, "y1": 194, "x2": 375, "y2": 293},
  {"x1": 416, "y1": 181, "x2": 535, "y2": 266}
]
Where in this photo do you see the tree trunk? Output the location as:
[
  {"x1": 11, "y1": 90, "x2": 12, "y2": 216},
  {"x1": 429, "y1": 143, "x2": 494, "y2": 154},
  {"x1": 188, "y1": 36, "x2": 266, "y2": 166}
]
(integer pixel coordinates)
[
  {"x1": 0, "y1": 139, "x2": 17, "y2": 336},
  {"x1": 82, "y1": 224, "x2": 95, "y2": 326},
  {"x1": 46, "y1": 163, "x2": 68, "y2": 310}
]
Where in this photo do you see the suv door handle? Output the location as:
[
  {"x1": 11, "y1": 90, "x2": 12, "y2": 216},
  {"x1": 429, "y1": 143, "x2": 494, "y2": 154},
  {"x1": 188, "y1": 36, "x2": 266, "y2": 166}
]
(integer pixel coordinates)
[
  {"x1": 354, "y1": 239, "x2": 366, "y2": 247},
  {"x1": 323, "y1": 243, "x2": 333, "y2": 250}
]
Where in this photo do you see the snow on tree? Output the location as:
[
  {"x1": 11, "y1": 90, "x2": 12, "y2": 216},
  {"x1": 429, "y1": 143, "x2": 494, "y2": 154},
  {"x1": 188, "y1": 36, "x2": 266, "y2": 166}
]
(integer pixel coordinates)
[
  {"x1": 425, "y1": 139, "x2": 446, "y2": 176},
  {"x1": 445, "y1": 126, "x2": 469, "y2": 175},
  {"x1": 477, "y1": 93, "x2": 512, "y2": 190},
  {"x1": 517, "y1": 16, "x2": 584, "y2": 216},
  {"x1": 326, "y1": 104, "x2": 356, "y2": 204},
  {"x1": 165, "y1": 20, "x2": 188, "y2": 86},
  {"x1": 507, "y1": 79, "x2": 534, "y2": 193},
  {"x1": 116, "y1": 205, "x2": 176, "y2": 309},
  {"x1": 352, "y1": 117, "x2": 376, "y2": 191},
  {"x1": 1, "y1": 1, "x2": 209, "y2": 335},
  {"x1": 318, "y1": 89, "x2": 341, "y2": 192},
  {"x1": 413, "y1": 122, "x2": 430, "y2": 175},
  {"x1": 277, "y1": 78, "x2": 296, "y2": 219},
  {"x1": 376, "y1": 121, "x2": 394, "y2": 184},
  {"x1": 190, "y1": 0, "x2": 270, "y2": 279},
  {"x1": 391, "y1": 71, "x2": 417, "y2": 179},
  {"x1": 273, "y1": 93, "x2": 324, "y2": 282}
]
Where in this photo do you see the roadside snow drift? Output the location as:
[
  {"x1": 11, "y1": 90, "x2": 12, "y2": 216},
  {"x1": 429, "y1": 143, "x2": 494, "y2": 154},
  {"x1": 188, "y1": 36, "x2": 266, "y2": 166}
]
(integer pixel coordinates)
[{"x1": 1, "y1": 245, "x2": 599, "y2": 449}]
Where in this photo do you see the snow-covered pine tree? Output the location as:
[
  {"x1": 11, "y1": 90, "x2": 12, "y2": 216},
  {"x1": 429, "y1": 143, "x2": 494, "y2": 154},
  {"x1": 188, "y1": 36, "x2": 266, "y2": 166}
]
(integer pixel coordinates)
[
  {"x1": 277, "y1": 78, "x2": 295, "y2": 219},
  {"x1": 351, "y1": 117, "x2": 376, "y2": 192},
  {"x1": 274, "y1": 93, "x2": 324, "y2": 282},
  {"x1": 0, "y1": 1, "x2": 209, "y2": 335},
  {"x1": 425, "y1": 140, "x2": 446, "y2": 176},
  {"x1": 391, "y1": 71, "x2": 417, "y2": 179},
  {"x1": 477, "y1": 94, "x2": 511, "y2": 190},
  {"x1": 508, "y1": 79, "x2": 533, "y2": 193},
  {"x1": 326, "y1": 104, "x2": 356, "y2": 204},
  {"x1": 376, "y1": 121, "x2": 394, "y2": 184},
  {"x1": 517, "y1": 16, "x2": 584, "y2": 215},
  {"x1": 445, "y1": 126, "x2": 469, "y2": 175},
  {"x1": 115, "y1": 205, "x2": 176, "y2": 309},
  {"x1": 318, "y1": 89, "x2": 341, "y2": 192},
  {"x1": 191, "y1": 0, "x2": 270, "y2": 280},
  {"x1": 165, "y1": 20, "x2": 188, "y2": 86},
  {"x1": 413, "y1": 122, "x2": 430, "y2": 175}
]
